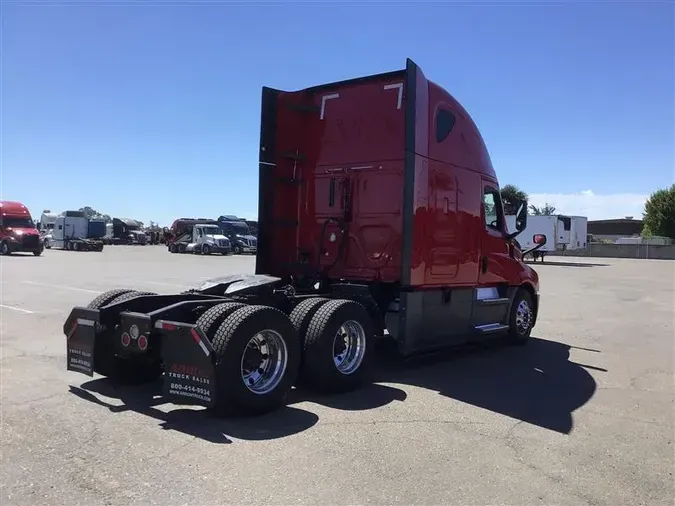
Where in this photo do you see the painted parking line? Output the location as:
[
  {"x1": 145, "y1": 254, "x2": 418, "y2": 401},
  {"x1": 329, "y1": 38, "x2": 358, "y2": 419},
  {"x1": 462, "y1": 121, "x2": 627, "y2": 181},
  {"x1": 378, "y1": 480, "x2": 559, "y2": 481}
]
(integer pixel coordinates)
[
  {"x1": 0, "y1": 304, "x2": 34, "y2": 314},
  {"x1": 20, "y1": 281, "x2": 101, "y2": 294}
]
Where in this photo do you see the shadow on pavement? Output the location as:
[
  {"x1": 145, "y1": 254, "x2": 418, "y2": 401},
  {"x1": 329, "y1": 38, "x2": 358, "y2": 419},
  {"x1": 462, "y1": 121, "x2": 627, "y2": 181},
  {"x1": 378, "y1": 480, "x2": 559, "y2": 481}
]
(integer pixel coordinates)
[
  {"x1": 70, "y1": 336, "x2": 600, "y2": 441},
  {"x1": 375, "y1": 336, "x2": 602, "y2": 434},
  {"x1": 70, "y1": 380, "x2": 320, "y2": 444}
]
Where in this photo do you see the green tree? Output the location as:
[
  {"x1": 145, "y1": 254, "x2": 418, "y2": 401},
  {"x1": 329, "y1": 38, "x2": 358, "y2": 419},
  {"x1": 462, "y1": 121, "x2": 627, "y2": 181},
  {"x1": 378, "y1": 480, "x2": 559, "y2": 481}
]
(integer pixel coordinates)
[
  {"x1": 642, "y1": 184, "x2": 675, "y2": 239},
  {"x1": 500, "y1": 184, "x2": 528, "y2": 215},
  {"x1": 79, "y1": 206, "x2": 112, "y2": 223},
  {"x1": 529, "y1": 203, "x2": 557, "y2": 215}
]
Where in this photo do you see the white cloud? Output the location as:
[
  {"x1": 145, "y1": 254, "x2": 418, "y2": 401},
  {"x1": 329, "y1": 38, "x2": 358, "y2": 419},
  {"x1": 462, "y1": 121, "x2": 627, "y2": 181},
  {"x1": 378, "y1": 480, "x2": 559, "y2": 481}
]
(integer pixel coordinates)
[{"x1": 528, "y1": 190, "x2": 648, "y2": 220}]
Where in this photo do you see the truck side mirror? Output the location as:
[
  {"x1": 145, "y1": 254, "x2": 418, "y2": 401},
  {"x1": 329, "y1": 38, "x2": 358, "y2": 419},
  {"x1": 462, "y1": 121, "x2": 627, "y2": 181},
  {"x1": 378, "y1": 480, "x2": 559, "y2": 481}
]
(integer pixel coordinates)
[
  {"x1": 514, "y1": 199, "x2": 528, "y2": 232},
  {"x1": 533, "y1": 234, "x2": 547, "y2": 246},
  {"x1": 506, "y1": 199, "x2": 528, "y2": 240}
]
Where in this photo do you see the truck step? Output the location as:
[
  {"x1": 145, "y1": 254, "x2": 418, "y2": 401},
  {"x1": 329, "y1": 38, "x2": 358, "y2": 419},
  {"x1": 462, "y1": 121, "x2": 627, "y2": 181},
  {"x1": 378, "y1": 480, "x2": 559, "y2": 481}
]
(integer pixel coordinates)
[
  {"x1": 474, "y1": 323, "x2": 510, "y2": 334},
  {"x1": 477, "y1": 297, "x2": 509, "y2": 306}
]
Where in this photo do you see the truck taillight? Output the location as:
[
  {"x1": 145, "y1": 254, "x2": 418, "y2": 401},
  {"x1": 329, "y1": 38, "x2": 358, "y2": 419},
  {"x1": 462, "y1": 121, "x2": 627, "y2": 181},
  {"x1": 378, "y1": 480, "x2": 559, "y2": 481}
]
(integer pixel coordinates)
[
  {"x1": 121, "y1": 332, "x2": 131, "y2": 347},
  {"x1": 138, "y1": 335, "x2": 148, "y2": 351}
]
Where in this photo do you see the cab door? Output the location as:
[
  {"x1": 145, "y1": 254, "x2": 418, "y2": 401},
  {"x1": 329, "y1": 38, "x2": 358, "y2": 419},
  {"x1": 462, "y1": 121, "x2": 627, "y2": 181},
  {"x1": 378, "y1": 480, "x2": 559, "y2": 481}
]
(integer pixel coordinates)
[
  {"x1": 478, "y1": 182, "x2": 510, "y2": 287},
  {"x1": 472, "y1": 182, "x2": 513, "y2": 330}
]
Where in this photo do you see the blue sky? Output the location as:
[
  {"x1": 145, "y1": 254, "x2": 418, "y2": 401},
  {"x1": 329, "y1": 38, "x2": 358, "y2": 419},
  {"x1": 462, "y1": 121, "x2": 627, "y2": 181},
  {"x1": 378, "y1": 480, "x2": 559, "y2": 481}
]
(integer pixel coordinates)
[{"x1": 2, "y1": 0, "x2": 673, "y2": 225}]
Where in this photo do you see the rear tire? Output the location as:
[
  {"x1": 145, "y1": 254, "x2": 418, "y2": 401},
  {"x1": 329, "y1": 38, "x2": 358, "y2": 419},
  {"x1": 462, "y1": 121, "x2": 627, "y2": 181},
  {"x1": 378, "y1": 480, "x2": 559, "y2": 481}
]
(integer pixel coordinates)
[
  {"x1": 301, "y1": 299, "x2": 374, "y2": 394},
  {"x1": 505, "y1": 289, "x2": 534, "y2": 346},
  {"x1": 87, "y1": 289, "x2": 162, "y2": 383},
  {"x1": 210, "y1": 305, "x2": 300, "y2": 416},
  {"x1": 33, "y1": 248, "x2": 43, "y2": 256},
  {"x1": 195, "y1": 302, "x2": 246, "y2": 340},
  {"x1": 289, "y1": 298, "x2": 331, "y2": 348}
]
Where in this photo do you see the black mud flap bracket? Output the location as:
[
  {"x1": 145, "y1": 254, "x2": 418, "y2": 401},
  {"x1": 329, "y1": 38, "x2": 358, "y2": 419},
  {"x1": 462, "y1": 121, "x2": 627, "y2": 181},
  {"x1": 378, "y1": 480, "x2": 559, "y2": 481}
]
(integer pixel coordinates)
[
  {"x1": 155, "y1": 320, "x2": 217, "y2": 408},
  {"x1": 63, "y1": 307, "x2": 100, "y2": 377}
]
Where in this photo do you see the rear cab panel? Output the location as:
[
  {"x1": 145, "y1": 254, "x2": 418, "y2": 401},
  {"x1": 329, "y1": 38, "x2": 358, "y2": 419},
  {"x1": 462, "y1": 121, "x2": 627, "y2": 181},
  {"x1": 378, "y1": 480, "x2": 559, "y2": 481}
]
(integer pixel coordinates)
[{"x1": 257, "y1": 70, "x2": 408, "y2": 283}]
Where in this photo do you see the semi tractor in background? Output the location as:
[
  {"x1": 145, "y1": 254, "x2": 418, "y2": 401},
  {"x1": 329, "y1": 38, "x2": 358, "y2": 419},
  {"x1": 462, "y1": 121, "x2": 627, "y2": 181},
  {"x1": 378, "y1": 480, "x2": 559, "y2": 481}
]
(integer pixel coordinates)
[
  {"x1": 0, "y1": 201, "x2": 43, "y2": 256},
  {"x1": 217, "y1": 215, "x2": 257, "y2": 254},
  {"x1": 50, "y1": 210, "x2": 106, "y2": 251},
  {"x1": 63, "y1": 59, "x2": 546, "y2": 418},
  {"x1": 111, "y1": 218, "x2": 147, "y2": 245},
  {"x1": 506, "y1": 215, "x2": 588, "y2": 262},
  {"x1": 37, "y1": 210, "x2": 59, "y2": 249},
  {"x1": 167, "y1": 222, "x2": 232, "y2": 255}
]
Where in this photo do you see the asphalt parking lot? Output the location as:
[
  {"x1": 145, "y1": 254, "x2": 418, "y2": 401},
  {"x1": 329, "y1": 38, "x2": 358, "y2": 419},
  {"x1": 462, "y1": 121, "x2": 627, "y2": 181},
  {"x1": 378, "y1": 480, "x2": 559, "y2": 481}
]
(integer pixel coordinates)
[{"x1": 1, "y1": 247, "x2": 673, "y2": 505}]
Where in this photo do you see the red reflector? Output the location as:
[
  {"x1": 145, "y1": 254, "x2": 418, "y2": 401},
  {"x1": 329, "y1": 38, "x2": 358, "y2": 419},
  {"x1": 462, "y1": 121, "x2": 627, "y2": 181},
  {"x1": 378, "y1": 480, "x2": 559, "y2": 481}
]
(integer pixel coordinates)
[
  {"x1": 121, "y1": 332, "x2": 131, "y2": 347},
  {"x1": 189, "y1": 328, "x2": 201, "y2": 345},
  {"x1": 162, "y1": 322, "x2": 177, "y2": 331},
  {"x1": 138, "y1": 335, "x2": 148, "y2": 351}
]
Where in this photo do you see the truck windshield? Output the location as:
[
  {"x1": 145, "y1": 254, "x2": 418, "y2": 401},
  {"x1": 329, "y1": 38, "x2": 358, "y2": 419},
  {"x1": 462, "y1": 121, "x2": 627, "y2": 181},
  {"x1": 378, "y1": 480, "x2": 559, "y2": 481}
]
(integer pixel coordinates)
[
  {"x1": 202, "y1": 226, "x2": 221, "y2": 235},
  {"x1": 230, "y1": 223, "x2": 250, "y2": 235},
  {"x1": 2, "y1": 217, "x2": 35, "y2": 229}
]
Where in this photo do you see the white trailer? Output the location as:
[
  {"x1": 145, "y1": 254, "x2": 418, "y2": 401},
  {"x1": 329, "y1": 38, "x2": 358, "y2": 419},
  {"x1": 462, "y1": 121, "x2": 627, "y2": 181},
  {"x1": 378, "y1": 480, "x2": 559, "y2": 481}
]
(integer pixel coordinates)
[
  {"x1": 506, "y1": 214, "x2": 588, "y2": 261},
  {"x1": 567, "y1": 216, "x2": 588, "y2": 250}
]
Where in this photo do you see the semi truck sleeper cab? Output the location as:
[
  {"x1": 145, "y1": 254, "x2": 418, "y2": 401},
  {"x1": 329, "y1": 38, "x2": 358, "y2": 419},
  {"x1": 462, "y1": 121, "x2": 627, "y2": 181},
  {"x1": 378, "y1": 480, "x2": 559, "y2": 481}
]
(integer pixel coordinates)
[{"x1": 63, "y1": 58, "x2": 544, "y2": 417}]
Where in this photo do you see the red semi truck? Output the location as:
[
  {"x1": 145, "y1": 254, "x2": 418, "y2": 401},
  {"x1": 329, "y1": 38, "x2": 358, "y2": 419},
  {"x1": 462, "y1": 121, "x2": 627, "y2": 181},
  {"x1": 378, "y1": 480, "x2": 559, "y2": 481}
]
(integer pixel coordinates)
[
  {"x1": 0, "y1": 201, "x2": 44, "y2": 256},
  {"x1": 63, "y1": 59, "x2": 545, "y2": 416}
]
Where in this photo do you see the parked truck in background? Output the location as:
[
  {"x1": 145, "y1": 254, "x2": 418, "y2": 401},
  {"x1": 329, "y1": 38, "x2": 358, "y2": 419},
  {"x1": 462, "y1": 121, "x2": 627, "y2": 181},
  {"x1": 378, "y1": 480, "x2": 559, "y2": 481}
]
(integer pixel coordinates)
[
  {"x1": 111, "y1": 218, "x2": 147, "y2": 245},
  {"x1": 217, "y1": 215, "x2": 257, "y2": 254},
  {"x1": 63, "y1": 59, "x2": 545, "y2": 418},
  {"x1": 0, "y1": 201, "x2": 43, "y2": 256},
  {"x1": 51, "y1": 210, "x2": 105, "y2": 251},
  {"x1": 167, "y1": 223, "x2": 232, "y2": 255},
  {"x1": 506, "y1": 214, "x2": 588, "y2": 261},
  {"x1": 38, "y1": 210, "x2": 59, "y2": 249}
]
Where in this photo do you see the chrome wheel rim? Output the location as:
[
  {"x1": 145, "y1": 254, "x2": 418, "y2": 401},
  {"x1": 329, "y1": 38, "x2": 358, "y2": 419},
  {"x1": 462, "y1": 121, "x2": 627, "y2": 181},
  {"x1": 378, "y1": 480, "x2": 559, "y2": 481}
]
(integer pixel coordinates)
[
  {"x1": 240, "y1": 329, "x2": 288, "y2": 395},
  {"x1": 333, "y1": 320, "x2": 366, "y2": 375},
  {"x1": 515, "y1": 299, "x2": 533, "y2": 335}
]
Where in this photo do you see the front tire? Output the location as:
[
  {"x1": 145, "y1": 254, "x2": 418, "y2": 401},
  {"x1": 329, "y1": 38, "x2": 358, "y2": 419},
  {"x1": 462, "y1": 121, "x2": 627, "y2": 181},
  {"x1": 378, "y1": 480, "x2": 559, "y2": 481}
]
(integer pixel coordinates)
[
  {"x1": 301, "y1": 299, "x2": 374, "y2": 394},
  {"x1": 505, "y1": 289, "x2": 535, "y2": 345},
  {"x1": 210, "y1": 305, "x2": 300, "y2": 416},
  {"x1": 202, "y1": 244, "x2": 211, "y2": 255}
]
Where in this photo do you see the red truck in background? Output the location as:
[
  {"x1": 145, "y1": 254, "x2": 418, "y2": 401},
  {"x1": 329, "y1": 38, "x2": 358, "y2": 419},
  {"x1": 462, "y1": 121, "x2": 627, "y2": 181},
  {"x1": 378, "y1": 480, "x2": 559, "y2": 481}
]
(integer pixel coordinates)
[{"x1": 0, "y1": 201, "x2": 44, "y2": 256}]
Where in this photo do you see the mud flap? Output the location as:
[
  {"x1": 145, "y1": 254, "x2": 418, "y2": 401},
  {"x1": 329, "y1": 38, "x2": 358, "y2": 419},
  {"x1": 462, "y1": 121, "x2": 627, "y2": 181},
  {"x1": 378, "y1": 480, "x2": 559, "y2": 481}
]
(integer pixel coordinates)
[
  {"x1": 156, "y1": 320, "x2": 217, "y2": 408},
  {"x1": 63, "y1": 307, "x2": 100, "y2": 376}
]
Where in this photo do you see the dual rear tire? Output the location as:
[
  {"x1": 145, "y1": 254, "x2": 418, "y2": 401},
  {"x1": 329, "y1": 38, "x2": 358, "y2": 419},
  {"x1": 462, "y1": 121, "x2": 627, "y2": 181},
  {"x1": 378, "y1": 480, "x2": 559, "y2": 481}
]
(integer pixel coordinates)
[
  {"x1": 84, "y1": 290, "x2": 376, "y2": 415},
  {"x1": 197, "y1": 298, "x2": 375, "y2": 415}
]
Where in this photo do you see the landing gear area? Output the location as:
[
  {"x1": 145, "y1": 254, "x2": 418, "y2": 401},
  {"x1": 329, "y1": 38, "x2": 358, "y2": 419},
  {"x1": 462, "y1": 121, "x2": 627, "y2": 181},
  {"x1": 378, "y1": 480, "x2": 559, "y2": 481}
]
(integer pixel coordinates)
[
  {"x1": 529, "y1": 250, "x2": 547, "y2": 263},
  {"x1": 64, "y1": 276, "x2": 535, "y2": 417},
  {"x1": 63, "y1": 239, "x2": 105, "y2": 252}
]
